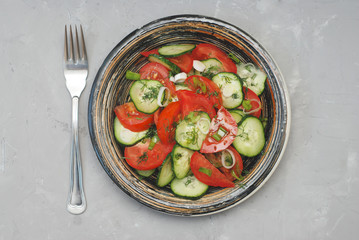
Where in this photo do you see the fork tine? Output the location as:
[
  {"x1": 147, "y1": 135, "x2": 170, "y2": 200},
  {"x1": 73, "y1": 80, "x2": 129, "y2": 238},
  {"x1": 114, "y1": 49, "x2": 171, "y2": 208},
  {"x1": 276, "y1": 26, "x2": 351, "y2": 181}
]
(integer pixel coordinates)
[
  {"x1": 69, "y1": 25, "x2": 74, "y2": 61},
  {"x1": 64, "y1": 25, "x2": 68, "y2": 61},
  {"x1": 74, "y1": 26, "x2": 80, "y2": 62},
  {"x1": 80, "y1": 25, "x2": 88, "y2": 61}
]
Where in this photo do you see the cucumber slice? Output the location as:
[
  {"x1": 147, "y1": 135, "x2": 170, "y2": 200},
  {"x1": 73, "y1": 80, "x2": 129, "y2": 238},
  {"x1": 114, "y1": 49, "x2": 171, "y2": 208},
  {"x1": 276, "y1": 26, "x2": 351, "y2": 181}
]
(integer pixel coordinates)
[
  {"x1": 194, "y1": 58, "x2": 224, "y2": 79},
  {"x1": 175, "y1": 111, "x2": 211, "y2": 151},
  {"x1": 157, "y1": 154, "x2": 175, "y2": 187},
  {"x1": 212, "y1": 72, "x2": 243, "y2": 109},
  {"x1": 158, "y1": 44, "x2": 195, "y2": 57},
  {"x1": 148, "y1": 54, "x2": 181, "y2": 74},
  {"x1": 172, "y1": 144, "x2": 195, "y2": 179},
  {"x1": 229, "y1": 109, "x2": 245, "y2": 124},
  {"x1": 129, "y1": 80, "x2": 163, "y2": 114},
  {"x1": 233, "y1": 116, "x2": 265, "y2": 157},
  {"x1": 237, "y1": 63, "x2": 267, "y2": 96},
  {"x1": 136, "y1": 169, "x2": 156, "y2": 177},
  {"x1": 171, "y1": 175, "x2": 208, "y2": 199},
  {"x1": 113, "y1": 117, "x2": 148, "y2": 146}
]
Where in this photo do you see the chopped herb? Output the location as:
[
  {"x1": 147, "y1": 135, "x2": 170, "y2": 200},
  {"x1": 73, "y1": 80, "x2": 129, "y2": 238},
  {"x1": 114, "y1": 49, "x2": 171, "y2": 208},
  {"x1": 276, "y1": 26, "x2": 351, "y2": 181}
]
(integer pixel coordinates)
[
  {"x1": 228, "y1": 53, "x2": 240, "y2": 64},
  {"x1": 232, "y1": 93, "x2": 239, "y2": 99},
  {"x1": 212, "y1": 133, "x2": 222, "y2": 141},
  {"x1": 126, "y1": 70, "x2": 141, "y2": 80},
  {"x1": 245, "y1": 65, "x2": 253, "y2": 72},
  {"x1": 136, "y1": 117, "x2": 144, "y2": 120},
  {"x1": 251, "y1": 73, "x2": 257, "y2": 80},
  {"x1": 175, "y1": 153, "x2": 183, "y2": 159},
  {"x1": 242, "y1": 100, "x2": 252, "y2": 111},
  {"x1": 185, "y1": 178, "x2": 192, "y2": 186},
  {"x1": 199, "y1": 167, "x2": 212, "y2": 176},
  {"x1": 138, "y1": 152, "x2": 148, "y2": 164},
  {"x1": 142, "y1": 86, "x2": 160, "y2": 102}
]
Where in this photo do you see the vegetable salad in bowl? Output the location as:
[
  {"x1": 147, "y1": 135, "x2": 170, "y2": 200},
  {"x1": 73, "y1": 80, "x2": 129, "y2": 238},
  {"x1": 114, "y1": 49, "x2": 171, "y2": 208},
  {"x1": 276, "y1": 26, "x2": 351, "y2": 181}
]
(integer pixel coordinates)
[
  {"x1": 88, "y1": 15, "x2": 290, "y2": 216},
  {"x1": 113, "y1": 43, "x2": 268, "y2": 199}
]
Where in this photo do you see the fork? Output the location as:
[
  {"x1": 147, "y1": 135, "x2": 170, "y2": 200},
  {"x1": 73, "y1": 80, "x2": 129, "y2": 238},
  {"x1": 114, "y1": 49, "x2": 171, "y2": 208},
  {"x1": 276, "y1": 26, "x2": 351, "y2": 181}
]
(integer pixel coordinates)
[{"x1": 64, "y1": 25, "x2": 88, "y2": 214}]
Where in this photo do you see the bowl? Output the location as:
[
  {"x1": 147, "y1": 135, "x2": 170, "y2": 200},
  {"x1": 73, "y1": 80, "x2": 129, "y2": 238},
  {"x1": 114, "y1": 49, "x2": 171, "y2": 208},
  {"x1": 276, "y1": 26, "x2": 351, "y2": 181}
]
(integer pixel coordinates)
[{"x1": 88, "y1": 14, "x2": 291, "y2": 216}]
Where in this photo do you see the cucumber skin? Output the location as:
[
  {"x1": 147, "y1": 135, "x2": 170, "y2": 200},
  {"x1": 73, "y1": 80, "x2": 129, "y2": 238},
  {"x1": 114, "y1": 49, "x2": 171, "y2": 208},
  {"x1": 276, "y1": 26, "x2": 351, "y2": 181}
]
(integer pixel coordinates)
[
  {"x1": 171, "y1": 144, "x2": 194, "y2": 179},
  {"x1": 174, "y1": 111, "x2": 211, "y2": 151},
  {"x1": 157, "y1": 154, "x2": 175, "y2": 187},
  {"x1": 148, "y1": 54, "x2": 181, "y2": 74},
  {"x1": 129, "y1": 80, "x2": 163, "y2": 114},
  {"x1": 212, "y1": 72, "x2": 244, "y2": 109},
  {"x1": 170, "y1": 176, "x2": 209, "y2": 200},
  {"x1": 113, "y1": 117, "x2": 148, "y2": 146},
  {"x1": 158, "y1": 44, "x2": 196, "y2": 58},
  {"x1": 233, "y1": 116, "x2": 265, "y2": 157}
]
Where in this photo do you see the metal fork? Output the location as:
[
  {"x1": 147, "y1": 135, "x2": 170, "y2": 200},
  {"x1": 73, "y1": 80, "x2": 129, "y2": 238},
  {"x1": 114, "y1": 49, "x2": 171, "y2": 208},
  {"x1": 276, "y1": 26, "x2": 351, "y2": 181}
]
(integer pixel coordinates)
[{"x1": 64, "y1": 25, "x2": 88, "y2": 214}]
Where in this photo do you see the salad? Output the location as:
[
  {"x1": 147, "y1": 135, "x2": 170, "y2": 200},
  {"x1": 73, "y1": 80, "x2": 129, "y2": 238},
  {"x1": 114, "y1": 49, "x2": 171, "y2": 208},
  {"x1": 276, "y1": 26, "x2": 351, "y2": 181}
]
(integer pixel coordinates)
[{"x1": 113, "y1": 43, "x2": 267, "y2": 199}]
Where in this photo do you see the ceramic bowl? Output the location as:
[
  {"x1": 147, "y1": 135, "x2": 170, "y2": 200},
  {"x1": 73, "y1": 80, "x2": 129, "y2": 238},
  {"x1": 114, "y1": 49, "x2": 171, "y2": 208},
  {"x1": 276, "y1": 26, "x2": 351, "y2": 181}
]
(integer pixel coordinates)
[{"x1": 88, "y1": 14, "x2": 291, "y2": 216}]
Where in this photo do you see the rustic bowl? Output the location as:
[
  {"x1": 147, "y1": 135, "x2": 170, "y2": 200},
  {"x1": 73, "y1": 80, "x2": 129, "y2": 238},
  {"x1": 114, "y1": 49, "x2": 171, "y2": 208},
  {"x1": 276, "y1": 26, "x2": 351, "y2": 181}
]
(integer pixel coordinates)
[{"x1": 88, "y1": 14, "x2": 291, "y2": 216}]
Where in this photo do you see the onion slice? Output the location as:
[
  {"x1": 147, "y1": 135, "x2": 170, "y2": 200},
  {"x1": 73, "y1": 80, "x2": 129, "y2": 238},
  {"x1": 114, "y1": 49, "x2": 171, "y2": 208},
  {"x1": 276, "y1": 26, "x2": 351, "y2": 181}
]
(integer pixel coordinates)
[
  {"x1": 157, "y1": 87, "x2": 170, "y2": 107},
  {"x1": 221, "y1": 149, "x2": 236, "y2": 169},
  {"x1": 243, "y1": 98, "x2": 262, "y2": 114}
]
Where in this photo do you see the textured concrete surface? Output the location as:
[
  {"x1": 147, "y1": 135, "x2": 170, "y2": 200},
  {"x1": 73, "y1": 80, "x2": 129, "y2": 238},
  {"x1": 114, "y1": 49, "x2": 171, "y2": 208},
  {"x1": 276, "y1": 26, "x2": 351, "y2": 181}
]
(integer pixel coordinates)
[{"x1": 1, "y1": 0, "x2": 358, "y2": 239}]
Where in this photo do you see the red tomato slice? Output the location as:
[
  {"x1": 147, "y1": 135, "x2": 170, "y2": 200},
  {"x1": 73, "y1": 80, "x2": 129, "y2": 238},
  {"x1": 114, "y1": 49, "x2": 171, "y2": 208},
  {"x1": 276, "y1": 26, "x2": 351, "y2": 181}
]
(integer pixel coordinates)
[
  {"x1": 176, "y1": 90, "x2": 216, "y2": 119},
  {"x1": 114, "y1": 102, "x2": 154, "y2": 132},
  {"x1": 200, "y1": 106, "x2": 238, "y2": 153},
  {"x1": 185, "y1": 75, "x2": 223, "y2": 108},
  {"x1": 190, "y1": 152, "x2": 235, "y2": 188},
  {"x1": 124, "y1": 139, "x2": 175, "y2": 170},
  {"x1": 238, "y1": 87, "x2": 262, "y2": 118},
  {"x1": 153, "y1": 108, "x2": 161, "y2": 127},
  {"x1": 139, "y1": 62, "x2": 169, "y2": 80},
  {"x1": 206, "y1": 146, "x2": 243, "y2": 182},
  {"x1": 139, "y1": 62, "x2": 176, "y2": 95},
  {"x1": 157, "y1": 101, "x2": 181, "y2": 144},
  {"x1": 141, "y1": 49, "x2": 159, "y2": 57},
  {"x1": 191, "y1": 43, "x2": 237, "y2": 73},
  {"x1": 167, "y1": 54, "x2": 193, "y2": 73}
]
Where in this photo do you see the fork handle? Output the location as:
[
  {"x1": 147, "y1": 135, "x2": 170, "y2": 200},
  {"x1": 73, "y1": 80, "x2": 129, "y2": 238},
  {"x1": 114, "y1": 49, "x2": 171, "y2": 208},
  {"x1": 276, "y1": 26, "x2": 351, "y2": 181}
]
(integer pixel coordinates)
[{"x1": 67, "y1": 96, "x2": 87, "y2": 214}]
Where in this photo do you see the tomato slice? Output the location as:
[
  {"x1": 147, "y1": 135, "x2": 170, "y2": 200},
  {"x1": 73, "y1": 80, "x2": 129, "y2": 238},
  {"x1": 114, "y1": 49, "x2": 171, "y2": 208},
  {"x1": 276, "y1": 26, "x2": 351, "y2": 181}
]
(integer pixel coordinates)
[
  {"x1": 200, "y1": 106, "x2": 238, "y2": 153},
  {"x1": 124, "y1": 139, "x2": 175, "y2": 170},
  {"x1": 167, "y1": 54, "x2": 193, "y2": 73},
  {"x1": 139, "y1": 62, "x2": 169, "y2": 80},
  {"x1": 191, "y1": 43, "x2": 237, "y2": 73},
  {"x1": 141, "y1": 49, "x2": 159, "y2": 57},
  {"x1": 238, "y1": 87, "x2": 262, "y2": 118},
  {"x1": 157, "y1": 101, "x2": 181, "y2": 144},
  {"x1": 139, "y1": 62, "x2": 176, "y2": 95},
  {"x1": 185, "y1": 75, "x2": 222, "y2": 108},
  {"x1": 114, "y1": 102, "x2": 154, "y2": 132},
  {"x1": 176, "y1": 90, "x2": 216, "y2": 119},
  {"x1": 206, "y1": 146, "x2": 243, "y2": 182},
  {"x1": 190, "y1": 152, "x2": 235, "y2": 187}
]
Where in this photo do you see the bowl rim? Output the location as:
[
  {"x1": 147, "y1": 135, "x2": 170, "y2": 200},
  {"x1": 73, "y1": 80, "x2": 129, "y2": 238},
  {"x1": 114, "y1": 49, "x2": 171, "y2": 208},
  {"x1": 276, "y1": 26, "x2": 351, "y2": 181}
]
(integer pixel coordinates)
[{"x1": 88, "y1": 14, "x2": 291, "y2": 216}]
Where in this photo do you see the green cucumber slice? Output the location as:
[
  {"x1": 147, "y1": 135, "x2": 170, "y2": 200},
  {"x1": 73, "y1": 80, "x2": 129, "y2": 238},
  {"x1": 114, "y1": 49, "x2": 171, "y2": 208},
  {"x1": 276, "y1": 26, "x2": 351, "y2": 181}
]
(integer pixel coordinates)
[
  {"x1": 136, "y1": 169, "x2": 156, "y2": 177},
  {"x1": 175, "y1": 111, "x2": 211, "y2": 151},
  {"x1": 113, "y1": 117, "x2": 148, "y2": 146},
  {"x1": 171, "y1": 175, "x2": 208, "y2": 199},
  {"x1": 233, "y1": 116, "x2": 265, "y2": 157},
  {"x1": 129, "y1": 80, "x2": 163, "y2": 114},
  {"x1": 212, "y1": 72, "x2": 243, "y2": 109},
  {"x1": 194, "y1": 58, "x2": 224, "y2": 79},
  {"x1": 172, "y1": 144, "x2": 195, "y2": 179},
  {"x1": 237, "y1": 63, "x2": 267, "y2": 96},
  {"x1": 158, "y1": 44, "x2": 195, "y2": 57},
  {"x1": 148, "y1": 54, "x2": 181, "y2": 74},
  {"x1": 229, "y1": 109, "x2": 245, "y2": 124},
  {"x1": 157, "y1": 154, "x2": 175, "y2": 187}
]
